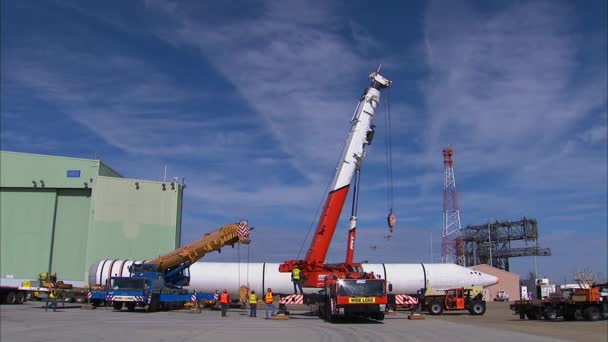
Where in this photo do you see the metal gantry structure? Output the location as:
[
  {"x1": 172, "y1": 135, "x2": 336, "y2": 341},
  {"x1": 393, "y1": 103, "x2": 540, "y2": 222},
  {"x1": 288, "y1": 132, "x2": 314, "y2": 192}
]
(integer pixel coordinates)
[
  {"x1": 442, "y1": 146, "x2": 465, "y2": 265},
  {"x1": 462, "y1": 217, "x2": 551, "y2": 271}
]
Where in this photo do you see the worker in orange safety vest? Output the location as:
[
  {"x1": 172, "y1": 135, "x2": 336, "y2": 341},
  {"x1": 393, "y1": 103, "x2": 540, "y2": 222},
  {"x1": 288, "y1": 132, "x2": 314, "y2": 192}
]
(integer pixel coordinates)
[
  {"x1": 220, "y1": 289, "x2": 230, "y2": 317},
  {"x1": 264, "y1": 288, "x2": 275, "y2": 319}
]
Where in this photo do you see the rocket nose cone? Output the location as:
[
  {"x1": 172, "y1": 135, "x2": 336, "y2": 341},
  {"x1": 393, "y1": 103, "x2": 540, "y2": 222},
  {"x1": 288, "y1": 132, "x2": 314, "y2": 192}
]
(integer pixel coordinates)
[{"x1": 480, "y1": 273, "x2": 499, "y2": 287}]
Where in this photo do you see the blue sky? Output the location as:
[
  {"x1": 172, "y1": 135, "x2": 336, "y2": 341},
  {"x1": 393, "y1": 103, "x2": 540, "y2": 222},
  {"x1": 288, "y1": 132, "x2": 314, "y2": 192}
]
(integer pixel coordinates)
[{"x1": 2, "y1": 0, "x2": 606, "y2": 283}]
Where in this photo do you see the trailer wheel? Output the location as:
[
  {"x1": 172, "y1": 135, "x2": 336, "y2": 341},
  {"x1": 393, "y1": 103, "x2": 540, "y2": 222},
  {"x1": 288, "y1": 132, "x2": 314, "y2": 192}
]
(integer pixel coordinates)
[
  {"x1": 584, "y1": 306, "x2": 600, "y2": 321},
  {"x1": 469, "y1": 302, "x2": 486, "y2": 316},
  {"x1": 562, "y1": 311, "x2": 576, "y2": 321},
  {"x1": 526, "y1": 312, "x2": 538, "y2": 320},
  {"x1": 112, "y1": 302, "x2": 123, "y2": 310},
  {"x1": 428, "y1": 301, "x2": 444, "y2": 315},
  {"x1": 15, "y1": 292, "x2": 25, "y2": 304},
  {"x1": 5, "y1": 291, "x2": 17, "y2": 305},
  {"x1": 543, "y1": 308, "x2": 557, "y2": 321}
]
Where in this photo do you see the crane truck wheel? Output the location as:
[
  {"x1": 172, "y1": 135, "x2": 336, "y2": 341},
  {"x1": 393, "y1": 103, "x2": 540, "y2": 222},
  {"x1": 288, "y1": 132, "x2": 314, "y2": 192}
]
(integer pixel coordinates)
[
  {"x1": 584, "y1": 306, "x2": 600, "y2": 321},
  {"x1": 428, "y1": 301, "x2": 444, "y2": 315},
  {"x1": 146, "y1": 295, "x2": 159, "y2": 312},
  {"x1": 469, "y1": 302, "x2": 486, "y2": 316},
  {"x1": 112, "y1": 302, "x2": 123, "y2": 310},
  {"x1": 126, "y1": 302, "x2": 136, "y2": 312}
]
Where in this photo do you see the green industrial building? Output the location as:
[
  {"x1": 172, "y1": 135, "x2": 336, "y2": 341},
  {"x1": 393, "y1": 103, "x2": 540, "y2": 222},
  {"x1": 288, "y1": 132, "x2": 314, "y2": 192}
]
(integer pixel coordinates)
[{"x1": 0, "y1": 151, "x2": 183, "y2": 286}]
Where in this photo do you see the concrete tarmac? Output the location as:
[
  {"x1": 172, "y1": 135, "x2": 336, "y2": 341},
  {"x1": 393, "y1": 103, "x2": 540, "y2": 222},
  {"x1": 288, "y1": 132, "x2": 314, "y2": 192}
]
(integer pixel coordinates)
[
  {"x1": 0, "y1": 302, "x2": 580, "y2": 342},
  {"x1": 429, "y1": 301, "x2": 608, "y2": 342}
]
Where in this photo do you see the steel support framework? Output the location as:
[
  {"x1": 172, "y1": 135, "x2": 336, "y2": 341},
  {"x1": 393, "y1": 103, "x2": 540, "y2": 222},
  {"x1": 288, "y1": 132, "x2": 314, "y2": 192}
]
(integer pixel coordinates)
[{"x1": 462, "y1": 217, "x2": 551, "y2": 271}]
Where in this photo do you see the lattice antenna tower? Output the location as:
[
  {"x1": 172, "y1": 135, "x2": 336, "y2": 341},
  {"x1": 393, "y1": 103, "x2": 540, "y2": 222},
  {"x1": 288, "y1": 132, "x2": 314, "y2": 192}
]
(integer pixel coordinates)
[{"x1": 442, "y1": 146, "x2": 464, "y2": 265}]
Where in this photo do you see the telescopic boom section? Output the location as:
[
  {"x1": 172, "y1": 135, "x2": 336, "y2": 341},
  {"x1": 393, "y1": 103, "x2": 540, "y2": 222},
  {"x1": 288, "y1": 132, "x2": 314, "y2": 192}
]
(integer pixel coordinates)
[
  {"x1": 279, "y1": 69, "x2": 391, "y2": 286},
  {"x1": 147, "y1": 220, "x2": 250, "y2": 272}
]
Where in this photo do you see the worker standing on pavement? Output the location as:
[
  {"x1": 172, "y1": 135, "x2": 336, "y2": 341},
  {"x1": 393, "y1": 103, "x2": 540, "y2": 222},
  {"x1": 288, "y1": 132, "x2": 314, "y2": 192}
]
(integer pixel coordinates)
[
  {"x1": 46, "y1": 283, "x2": 58, "y2": 312},
  {"x1": 220, "y1": 289, "x2": 230, "y2": 317},
  {"x1": 249, "y1": 290, "x2": 258, "y2": 317},
  {"x1": 213, "y1": 290, "x2": 220, "y2": 310},
  {"x1": 291, "y1": 265, "x2": 303, "y2": 295},
  {"x1": 264, "y1": 288, "x2": 275, "y2": 319}
]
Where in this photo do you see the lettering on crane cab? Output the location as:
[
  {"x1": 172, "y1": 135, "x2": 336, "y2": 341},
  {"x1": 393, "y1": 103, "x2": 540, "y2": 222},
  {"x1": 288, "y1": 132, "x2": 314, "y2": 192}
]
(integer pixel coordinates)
[
  {"x1": 356, "y1": 280, "x2": 366, "y2": 284},
  {"x1": 349, "y1": 297, "x2": 376, "y2": 303}
]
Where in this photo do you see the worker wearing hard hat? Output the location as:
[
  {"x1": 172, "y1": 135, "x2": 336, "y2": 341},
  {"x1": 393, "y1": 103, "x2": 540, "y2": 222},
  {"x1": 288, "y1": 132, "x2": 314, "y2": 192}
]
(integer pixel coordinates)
[
  {"x1": 220, "y1": 289, "x2": 230, "y2": 317},
  {"x1": 292, "y1": 265, "x2": 303, "y2": 295},
  {"x1": 249, "y1": 290, "x2": 258, "y2": 317},
  {"x1": 264, "y1": 288, "x2": 275, "y2": 319}
]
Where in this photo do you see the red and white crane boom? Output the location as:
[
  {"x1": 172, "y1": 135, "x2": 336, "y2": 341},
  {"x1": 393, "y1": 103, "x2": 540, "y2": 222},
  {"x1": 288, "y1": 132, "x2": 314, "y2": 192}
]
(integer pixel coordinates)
[{"x1": 279, "y1": 67, "x2": 392, "y2": 287}]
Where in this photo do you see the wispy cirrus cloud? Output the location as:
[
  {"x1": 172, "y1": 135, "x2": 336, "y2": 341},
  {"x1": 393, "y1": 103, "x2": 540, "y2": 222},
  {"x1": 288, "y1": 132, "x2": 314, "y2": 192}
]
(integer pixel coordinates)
[
  {"x1": 1, "y1": 0, "x2": 605, "y2": 282},
  {"x1": 144, "y1": 0, "x2": 378, "y2": 184}
]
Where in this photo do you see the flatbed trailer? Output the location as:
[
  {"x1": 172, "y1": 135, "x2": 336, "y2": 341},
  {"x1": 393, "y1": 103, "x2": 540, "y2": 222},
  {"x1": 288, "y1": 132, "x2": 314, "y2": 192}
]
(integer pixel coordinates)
[
  {"x1": 510, "y1": 299, "x2": 608, "y2": 321},
  {"x1": 510, "y1": 283, "x2": 608, "y2": 321},
  {"x1": 0, "y1": 285, "x2": 28, "y2": 304},
  {"x1": 18, "y1": 284, "x2": 89, "y2": 303}
]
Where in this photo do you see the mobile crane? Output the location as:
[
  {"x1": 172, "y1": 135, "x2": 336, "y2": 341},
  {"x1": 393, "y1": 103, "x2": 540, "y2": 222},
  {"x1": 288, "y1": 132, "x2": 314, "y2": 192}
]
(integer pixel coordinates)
[
  {"x1": 89, "y1": 220, "x2": 250, "y2": 312},
  {"x1": 278, "y1": 67, "x2": 392, "y2": 321}
]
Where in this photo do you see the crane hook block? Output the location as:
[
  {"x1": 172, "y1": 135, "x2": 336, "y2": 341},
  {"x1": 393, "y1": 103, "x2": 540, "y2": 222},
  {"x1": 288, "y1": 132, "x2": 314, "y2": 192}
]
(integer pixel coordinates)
[{"x1": 387, "y1": 211, "x2": 396, "y2": 233}]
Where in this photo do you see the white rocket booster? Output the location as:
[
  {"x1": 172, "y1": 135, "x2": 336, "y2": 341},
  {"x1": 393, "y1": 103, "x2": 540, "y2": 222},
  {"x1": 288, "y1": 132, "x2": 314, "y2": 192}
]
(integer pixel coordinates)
[{"x1": 90, "y1": 260, "x2": 499, "y2": 295}]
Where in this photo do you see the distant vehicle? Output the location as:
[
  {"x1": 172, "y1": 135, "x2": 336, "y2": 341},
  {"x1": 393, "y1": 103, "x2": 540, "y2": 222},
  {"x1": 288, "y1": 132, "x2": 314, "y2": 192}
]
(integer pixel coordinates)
[
  {"x1": 19, "y1": 273, "x2": 89, "y2": 303},
  {"x1": 494, "y1": 290, "x2": 509, "y2": 302}
]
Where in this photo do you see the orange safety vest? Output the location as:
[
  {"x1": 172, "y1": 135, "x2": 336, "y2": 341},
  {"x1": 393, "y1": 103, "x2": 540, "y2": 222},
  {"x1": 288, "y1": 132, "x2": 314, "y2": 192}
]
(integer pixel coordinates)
[
  {"x1": 265, "y1": 292, "x2": 273, "y2": 304},
  {"x1": 220, "y1": 292, "x2": 229, "y2": 304}
]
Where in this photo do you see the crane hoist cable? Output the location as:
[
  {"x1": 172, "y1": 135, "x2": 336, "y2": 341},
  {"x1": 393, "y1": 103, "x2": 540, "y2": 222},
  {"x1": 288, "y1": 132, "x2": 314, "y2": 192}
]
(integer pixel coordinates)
[
  {"x1": 237, "y1": 241, "x2": 241, "y2": 287},
  {"x1": 246, "y1": 241, "x2": 250, "y2": 287},
  {"x1": 384, "y1": 87, "x2": 396, "y2": 234}
]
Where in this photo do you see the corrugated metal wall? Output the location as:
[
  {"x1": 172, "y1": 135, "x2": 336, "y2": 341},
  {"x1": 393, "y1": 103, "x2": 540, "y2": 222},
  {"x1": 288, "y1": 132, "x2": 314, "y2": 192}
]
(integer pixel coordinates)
[
  {"x1": 0, "y1": 189, "x2": 57, "y2": 279},
  {"x1": 0, "y1": 151, "x2": 182, "y2": 283},
  {"x1": 51, "y1": 189, "x2": 92, "y2": 280},
  {"x1": 84, "y1": 176, "x2": 182, "y2": 277}
]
